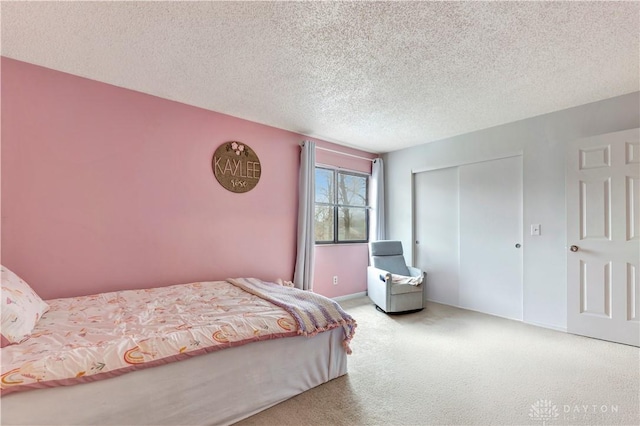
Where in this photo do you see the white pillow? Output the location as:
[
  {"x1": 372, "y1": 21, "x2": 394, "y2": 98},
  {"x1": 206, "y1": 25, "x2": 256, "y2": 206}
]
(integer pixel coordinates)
[{"x1": 1, "y1": 265, "x2": 50, "y2": 346}]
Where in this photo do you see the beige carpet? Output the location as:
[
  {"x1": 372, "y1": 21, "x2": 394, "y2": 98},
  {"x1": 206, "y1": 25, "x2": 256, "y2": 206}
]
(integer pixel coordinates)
[{"x1": 236, "y1": 296, "x2": 640, "y2": 426}]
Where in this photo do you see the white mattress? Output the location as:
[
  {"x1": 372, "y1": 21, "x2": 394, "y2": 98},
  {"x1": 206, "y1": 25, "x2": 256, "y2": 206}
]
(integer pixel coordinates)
[{"x1": 0, "y1": 327, "x2": 347, "y2": 425}]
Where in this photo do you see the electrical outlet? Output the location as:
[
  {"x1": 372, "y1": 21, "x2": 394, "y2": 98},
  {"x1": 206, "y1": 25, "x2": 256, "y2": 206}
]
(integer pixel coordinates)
[{"x1": 332, "y1": 276, "x2": 338, "y2": 285}]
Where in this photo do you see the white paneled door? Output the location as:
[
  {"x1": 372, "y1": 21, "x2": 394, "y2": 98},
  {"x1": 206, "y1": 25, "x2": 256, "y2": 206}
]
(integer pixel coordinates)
[{"x1": 567, "y1": 128, "x2": 640, "y2": 346}]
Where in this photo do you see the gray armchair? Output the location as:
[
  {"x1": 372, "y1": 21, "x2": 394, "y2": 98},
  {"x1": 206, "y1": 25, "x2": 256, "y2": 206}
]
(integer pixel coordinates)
[{"x1": 367, "y1": 240, "x2": 425, "y2": 313}]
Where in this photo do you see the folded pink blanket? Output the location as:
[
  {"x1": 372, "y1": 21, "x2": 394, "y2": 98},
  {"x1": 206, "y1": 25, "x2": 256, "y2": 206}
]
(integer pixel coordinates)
[{"x1": 227, "y1": 278, "x2": 357, "y2": 354}]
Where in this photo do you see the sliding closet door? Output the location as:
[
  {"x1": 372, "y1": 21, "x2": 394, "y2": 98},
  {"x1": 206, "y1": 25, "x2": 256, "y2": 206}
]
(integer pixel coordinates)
[
  {"x1": 458, "y1": 156, "x2": 523, "y2": 320},
  {"x1": 414, "y1": 156, "x2": 523, "y2": 320},
  {"x1": 414, "y1": 167, "x2": 460, "y2": 306}
]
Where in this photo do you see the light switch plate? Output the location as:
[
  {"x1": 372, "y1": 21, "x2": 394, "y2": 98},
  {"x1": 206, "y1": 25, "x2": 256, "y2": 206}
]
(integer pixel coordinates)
[{"x1": 531, "y1": 224, "x2": 541, "y2": 236}]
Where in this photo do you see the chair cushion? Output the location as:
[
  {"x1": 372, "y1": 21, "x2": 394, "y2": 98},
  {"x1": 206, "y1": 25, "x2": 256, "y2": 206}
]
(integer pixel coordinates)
[
  {"x1": 372, "y1": 255, "x2": 410, "y2": 276},
  {"x1": 369, "y1": 240, "x2": 404, "y2": 256}
]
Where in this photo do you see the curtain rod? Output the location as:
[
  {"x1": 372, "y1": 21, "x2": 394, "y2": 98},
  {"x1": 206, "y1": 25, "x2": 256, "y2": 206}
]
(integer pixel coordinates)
[{"x1": 315, "y1": 145, "x2": 377, "y2": 162}]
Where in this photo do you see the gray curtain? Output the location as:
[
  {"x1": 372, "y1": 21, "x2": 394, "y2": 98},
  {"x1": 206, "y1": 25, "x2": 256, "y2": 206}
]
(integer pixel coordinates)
[
  {"x1": 293, "y1": 141, "x2": 316, "y2": 291},
  {"x1": 369, "y1": 158, "x2": 386, "y2": 241}
]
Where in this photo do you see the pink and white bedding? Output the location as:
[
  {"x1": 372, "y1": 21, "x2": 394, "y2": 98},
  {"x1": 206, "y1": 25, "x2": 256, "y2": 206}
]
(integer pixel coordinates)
[
  {"x1": 1, "y1": 279, "x2": 356, "y2": 396},
  {"x1": 229, "y1": 278, "x2": 356, "y2": 353}
]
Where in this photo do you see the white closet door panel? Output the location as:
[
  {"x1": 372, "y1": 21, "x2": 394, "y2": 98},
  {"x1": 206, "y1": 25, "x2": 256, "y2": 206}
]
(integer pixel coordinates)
[
  {"x1": 459, "y1": 156, "x2": 523, "y2": 320},
  {"x1": 414, "y1": 167, "x2": 459, "y2": 306}
]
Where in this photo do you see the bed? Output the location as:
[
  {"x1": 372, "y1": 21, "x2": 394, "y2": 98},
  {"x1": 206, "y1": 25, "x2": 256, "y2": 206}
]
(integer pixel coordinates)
[{"x1": 0, "y1": 268, "x2": 356, "y2": 425}]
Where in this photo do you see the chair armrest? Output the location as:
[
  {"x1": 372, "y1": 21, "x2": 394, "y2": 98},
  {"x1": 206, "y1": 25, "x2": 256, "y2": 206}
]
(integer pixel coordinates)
[
  {"x1": 367, "y1": 266, "x2": 392, "y2": 286},
  {"x1": 407, "y1": 266, "x2": 425, "y2": 278}
]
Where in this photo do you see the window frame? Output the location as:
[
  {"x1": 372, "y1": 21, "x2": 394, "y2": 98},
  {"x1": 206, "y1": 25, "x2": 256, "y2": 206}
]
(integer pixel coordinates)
[{"x1": 315, "y1": 166, "x2": 369, "y2": 245}]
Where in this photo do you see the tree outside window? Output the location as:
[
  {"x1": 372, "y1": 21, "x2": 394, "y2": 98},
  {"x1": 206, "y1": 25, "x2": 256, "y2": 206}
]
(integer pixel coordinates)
[{"x1": 315, "y1": 167, "x2": 368, "y2": 243}]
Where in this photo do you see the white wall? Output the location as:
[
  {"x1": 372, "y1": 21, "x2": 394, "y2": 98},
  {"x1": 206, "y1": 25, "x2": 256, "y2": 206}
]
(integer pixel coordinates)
[{"x1": 384, "y1": 92, "x2": 640, "y2": 330}]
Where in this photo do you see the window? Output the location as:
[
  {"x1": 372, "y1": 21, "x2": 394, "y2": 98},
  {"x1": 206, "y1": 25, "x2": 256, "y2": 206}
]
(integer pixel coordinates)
[{"x1": 315, "y1": 167, "x2": 368, "y2": 243}]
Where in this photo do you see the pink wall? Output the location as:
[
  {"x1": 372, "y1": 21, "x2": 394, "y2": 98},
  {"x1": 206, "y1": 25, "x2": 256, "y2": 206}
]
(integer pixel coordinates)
[
  {"x1": 314, "y1": 244, "x2": 370, "y2": 299},
  {"x1": 0, "y1": 58, "x2": 375, "y2": 300}
]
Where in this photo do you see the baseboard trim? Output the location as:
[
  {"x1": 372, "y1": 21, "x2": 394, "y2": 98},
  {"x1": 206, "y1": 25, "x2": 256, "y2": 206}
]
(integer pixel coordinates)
[
  {"x1": 524, "y1": 320, "x2": 567, "y2": 333},
  {"x1": 333, "y1": 291, "x2": 367, "y2": 302},
  {"x1": 425, "y1": 299, "x2": 568, "y2": 333}
]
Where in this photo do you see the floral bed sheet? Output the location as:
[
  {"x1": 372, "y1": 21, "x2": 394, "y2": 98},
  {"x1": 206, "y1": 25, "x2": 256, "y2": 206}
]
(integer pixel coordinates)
[{"x1": 1, "y1": 280, "x2": 297, "y2": 395}]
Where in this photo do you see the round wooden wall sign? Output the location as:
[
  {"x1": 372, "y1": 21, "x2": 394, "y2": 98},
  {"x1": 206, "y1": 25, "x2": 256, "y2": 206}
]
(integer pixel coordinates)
[{"x1": 212, "y1": 141, "x2": 261, "y2": 193}]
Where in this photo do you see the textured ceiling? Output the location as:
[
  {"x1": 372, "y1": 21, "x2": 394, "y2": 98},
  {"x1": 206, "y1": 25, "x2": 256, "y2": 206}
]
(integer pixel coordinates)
[{"x1": 1, "y1": 1, "x2": 638, "y2": 153}]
